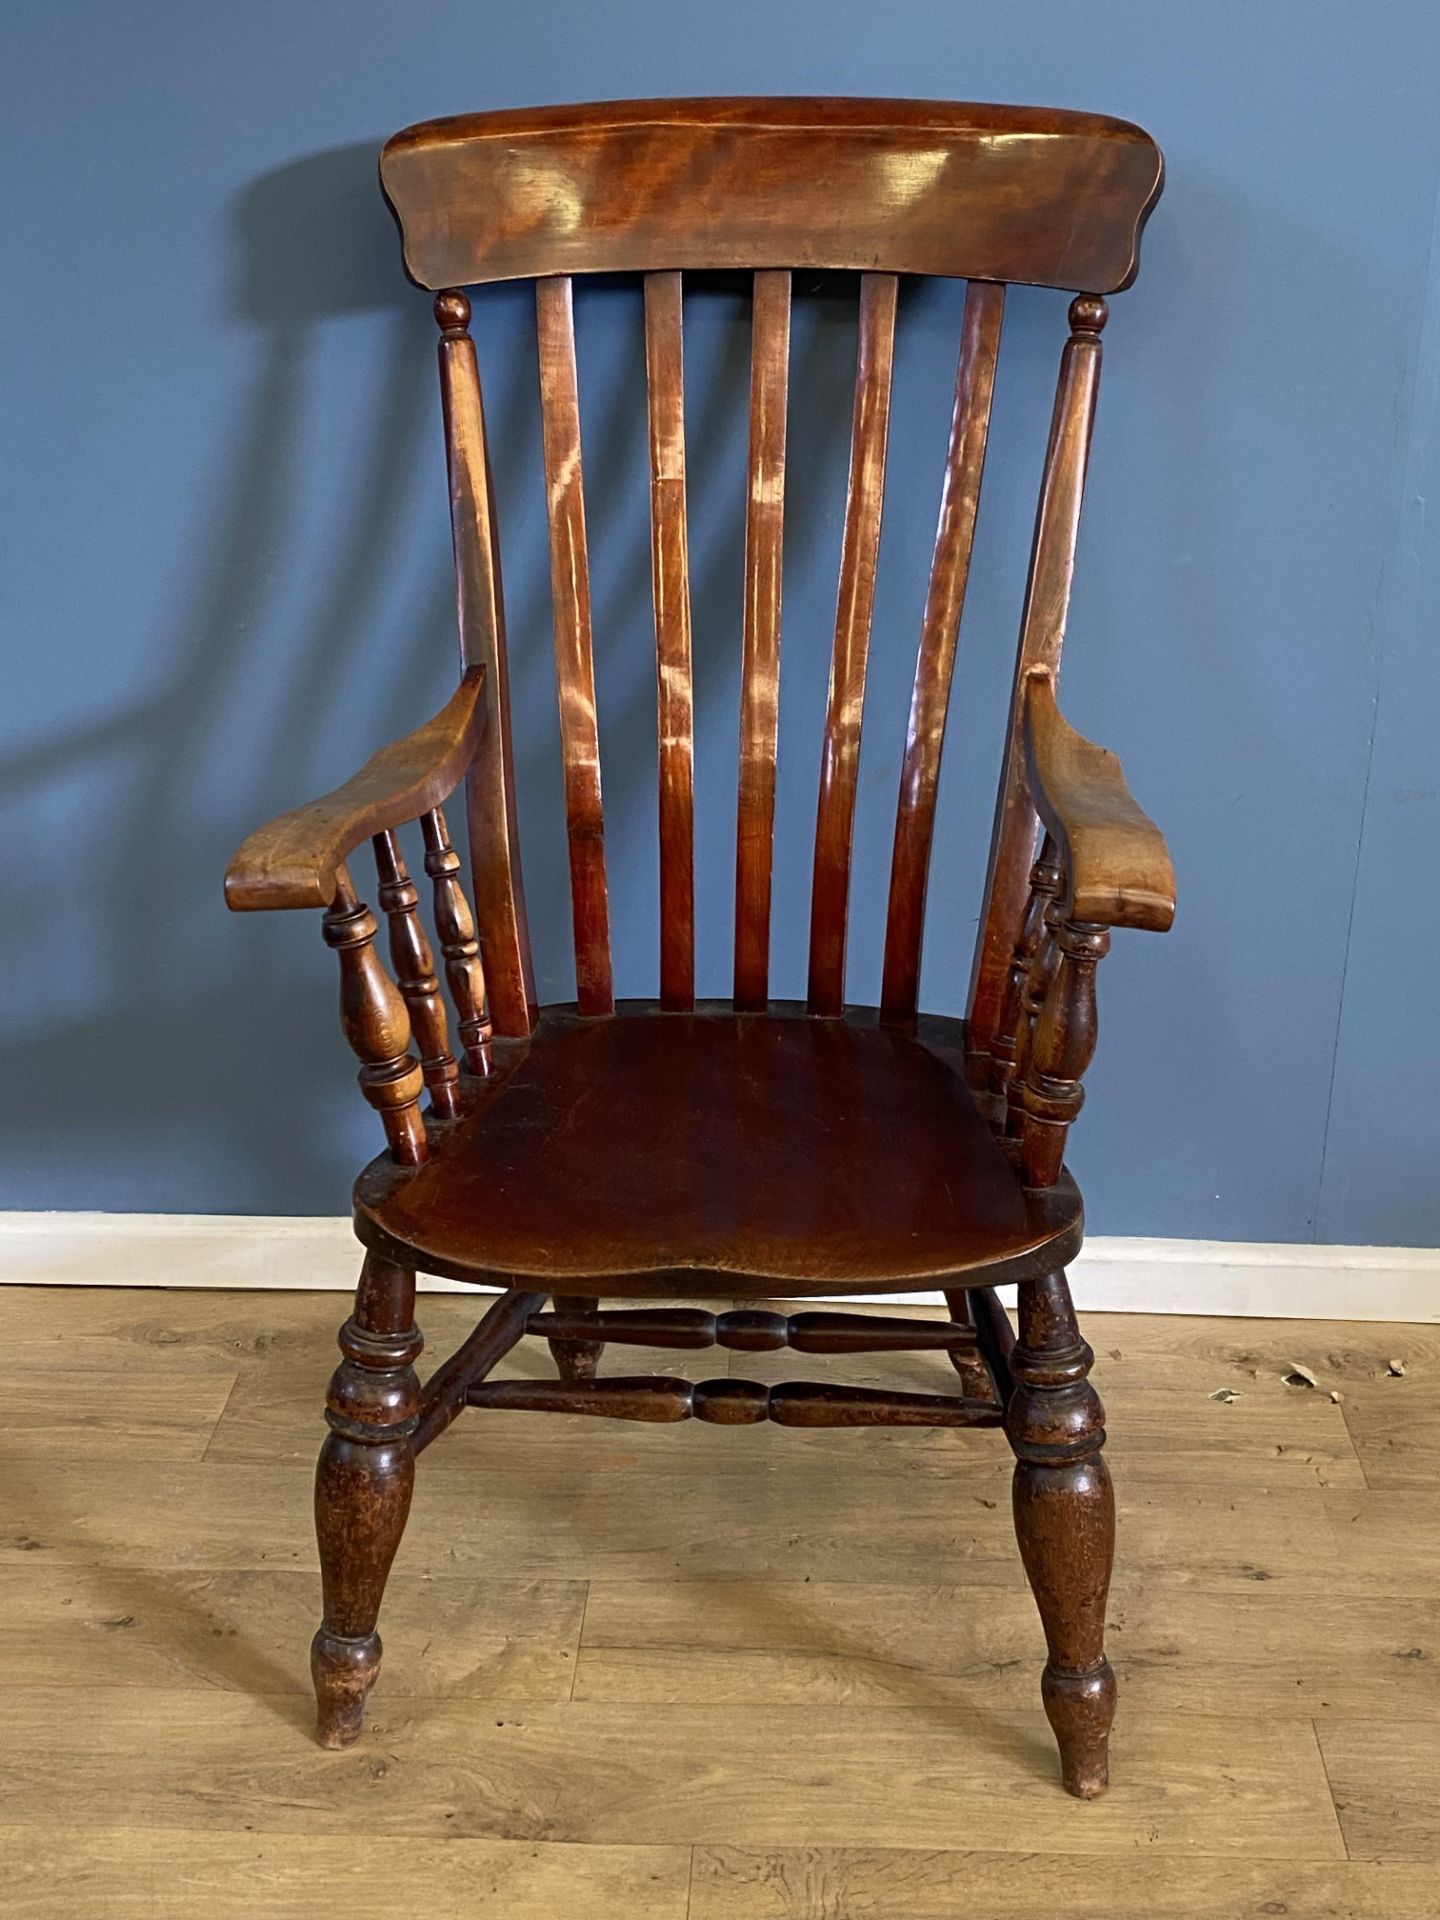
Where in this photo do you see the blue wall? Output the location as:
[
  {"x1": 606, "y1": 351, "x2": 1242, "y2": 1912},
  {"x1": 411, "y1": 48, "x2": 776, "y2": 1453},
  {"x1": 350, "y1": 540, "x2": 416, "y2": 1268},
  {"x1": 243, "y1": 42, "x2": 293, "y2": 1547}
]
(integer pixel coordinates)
[{"x1": 4, "y1": 1, "x2": 1439, "y2": 1243}]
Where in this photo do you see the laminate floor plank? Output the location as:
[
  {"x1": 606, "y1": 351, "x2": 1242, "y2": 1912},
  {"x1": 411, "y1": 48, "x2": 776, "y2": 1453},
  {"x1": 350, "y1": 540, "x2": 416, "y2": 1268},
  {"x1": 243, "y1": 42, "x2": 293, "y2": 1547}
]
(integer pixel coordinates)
[
  {"x1": 4, "y1": 1285, "x2": 1435, "y2": 1918},
  {"x1": 574, "y1": 1570, "x2": 1440, "y2": 1718},
  {"x1": 3, "y1": 1826, "x2": 690, "y2": 1920},
  {"x1": 0, "y1": 1689, "x2": 1343, "y2": 1857},
  {"x1": 689, "y1": 1846, "x2": 1440, "y2": 1919},
  {"x1": 1314, "y1": 1717, "x2": 1440, "y2": 1860}
]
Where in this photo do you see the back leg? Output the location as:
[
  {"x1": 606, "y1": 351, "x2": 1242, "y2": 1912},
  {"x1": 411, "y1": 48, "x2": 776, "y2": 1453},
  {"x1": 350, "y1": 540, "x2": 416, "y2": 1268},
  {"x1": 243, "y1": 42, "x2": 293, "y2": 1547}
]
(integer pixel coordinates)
[
  {"x1": 311, "y1": 1252, "x2": 421, "y2": 1748},
  {"x1": 547, "y1": 1293, "x2": 605, "y2": 1382},
  {"x1": 942, "y1": 1288, "x2": 1002, "y2": 1404},
  {"x1": 1005, "y1": 1268, "x2": 1116, "y2": 1797}
]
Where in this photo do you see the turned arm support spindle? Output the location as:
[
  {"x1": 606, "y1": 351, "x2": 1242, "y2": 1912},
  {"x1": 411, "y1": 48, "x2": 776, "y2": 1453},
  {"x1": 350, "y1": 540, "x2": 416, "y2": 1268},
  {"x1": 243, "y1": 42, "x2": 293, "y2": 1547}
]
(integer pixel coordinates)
[
  {"x1": 323, "y1": 864, "x2": 429, "y2": 1165},
  {"x1": 421, "y1": 807, "x2": 493, "y2": 1073},
  {"x1": 373, "y1": 830, "x2": 462, "y2": 1119},
  {"x1": 989, "y1": 833, "x2": 1063, "y2": 1122},
  {"x1": 222, "y1": 676, "x2": 496, "y2": 1146},
  {"x1": 1012, "y1": 668, "x2": 1176, "y2": 1181},
  {"x1": 1019, "y1": 918, "x2": 1108, "y2": 1188}
]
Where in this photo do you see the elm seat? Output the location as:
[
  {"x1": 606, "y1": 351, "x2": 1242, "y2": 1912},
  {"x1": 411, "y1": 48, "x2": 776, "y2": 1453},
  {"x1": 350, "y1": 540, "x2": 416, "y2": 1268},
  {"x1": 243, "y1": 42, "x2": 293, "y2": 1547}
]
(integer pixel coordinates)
[{"x1": 353, "y1": 1006, "x2": 1083, "y2": 1294}]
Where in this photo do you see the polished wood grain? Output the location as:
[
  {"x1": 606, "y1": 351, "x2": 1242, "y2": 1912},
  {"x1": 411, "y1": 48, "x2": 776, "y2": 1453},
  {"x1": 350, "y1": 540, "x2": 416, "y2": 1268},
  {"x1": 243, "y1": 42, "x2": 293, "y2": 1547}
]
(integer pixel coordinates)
[
  {"x1": 223, "y1": 96, "x2": 1183, "y2": 1786},
  {"x1": 1020, "y1": 921, "x2": 1108, "y2": 1189},
  {"x1": 969, "y1": 294, "x2": 1108, "y2": 1054},
  {"x1": 536, "y1": 275, "x2": 614, "y2": 1014},
  {"x1": 1007, "y1": 1271, "x2": 1115, "y2": 1795},
  {"x1": 525, "y1": 1304, "x2": 990, "y2": 1356},
  {"x1": 734, "y1": 269, "x2": 791, "y2": 1011},
  {"x1": 880, "y1": 280, "x2": 1005, "y2": 1023},
  {"x1": 466, "y1": 1375, "x2": 1004, "y2": 1426},
  {"x1": 381, "y1": 97, "x2": 1163, "y2": 292},
  {"x1": 986, "y1": 833, "x2": 1062, "y2": 1120},
  {"x1": 410, "y1": 1284, "x2": 546, "y2": 1455},
  {"x1": 310, "y1": 1253, "x2": 421, "y2": 1745},
  {"x1": 1024, "y1": 670, "x2": 1176, "y2": 931},
  {"x1": 807, "y1": 272, "x2": 897, "y2": 1017},
  {"x1": 436, "y1": 290, "x2": 536, "y2": 1037},
  {"x1": 644, "y1": 270, "x2": 696, "y2": 1010},
  {"x1": 351, "y1": 1006, "x2": 1082, "y2": 1294},
  {"x1": 372, "y1": 829, "x2": 461, "y2": 1118},
  {"x1": 321, "y1": 866, "x2": 427, "y2": 1165},
  {"x1": 545, "y1": 1291, "x2": 606, "y2": 1384},
  {"x1": 1006, "y1": 889, "x2": 1066, "y2": 1140},
  {"x1": 419, "y1": 806, "x2": 493, "y2": 1074},
  {"x1": 224, "y1": 668, "x2": 484, "y2": 912}
]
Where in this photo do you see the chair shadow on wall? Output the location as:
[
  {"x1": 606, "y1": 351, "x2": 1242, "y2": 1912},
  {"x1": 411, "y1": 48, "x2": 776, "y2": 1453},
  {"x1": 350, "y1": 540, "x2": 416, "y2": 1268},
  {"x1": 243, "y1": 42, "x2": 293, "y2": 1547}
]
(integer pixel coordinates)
[
  {"x1": 0, "y1": 142, "x2": 859, "y2": 1216},
  {"x1": 0, "y1": 146, "x2": 439, "y2": 1211},
  {"x1": 0, "y1": 139, "x2": 862, "y2": 1708}
]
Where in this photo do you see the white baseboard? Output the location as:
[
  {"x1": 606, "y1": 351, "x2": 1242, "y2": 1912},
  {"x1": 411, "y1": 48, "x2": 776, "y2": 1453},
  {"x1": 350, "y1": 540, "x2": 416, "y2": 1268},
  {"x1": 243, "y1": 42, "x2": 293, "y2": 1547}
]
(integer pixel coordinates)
[{"x1": 0, "y1": 1212, "x2": 1436, "y2": 1322}]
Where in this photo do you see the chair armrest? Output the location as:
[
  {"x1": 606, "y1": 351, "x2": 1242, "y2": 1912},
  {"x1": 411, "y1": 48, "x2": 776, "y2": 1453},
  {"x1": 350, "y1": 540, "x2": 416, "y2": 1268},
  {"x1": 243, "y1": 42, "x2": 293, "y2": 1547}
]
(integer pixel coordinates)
[
  {"x1": 1022, "y1": 669, "x2": 1176, "y2": 933},
  {"x1": 224, "y1": 668, "x2": 486, "y2": 912}
]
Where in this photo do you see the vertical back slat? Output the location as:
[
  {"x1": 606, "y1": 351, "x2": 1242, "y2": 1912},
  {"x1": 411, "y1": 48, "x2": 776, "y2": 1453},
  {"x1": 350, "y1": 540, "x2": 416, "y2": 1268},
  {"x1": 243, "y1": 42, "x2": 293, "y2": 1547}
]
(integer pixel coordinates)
[
  {"x1": 880, "y1": 280, "x2": 1006, "y2": 1024},
  {"x1": 644, "y1": 270, "x2": 696, "y2": 1010},
  {"x1": 536, "y1": 275, "x2": 614, "y2": 1016},
  {"x1": 734, "y1": 268, "x2": 792, "y2": 1012},
  {"x1": 807, "y1": 272, "x2": 898, "y2": 1017},
  {"x1": 435, "y1": 290, "x2": 536, "y2": 1037},
  {"x1": 968, "y1": 295, "x2": 1108, "y2": 1053}
]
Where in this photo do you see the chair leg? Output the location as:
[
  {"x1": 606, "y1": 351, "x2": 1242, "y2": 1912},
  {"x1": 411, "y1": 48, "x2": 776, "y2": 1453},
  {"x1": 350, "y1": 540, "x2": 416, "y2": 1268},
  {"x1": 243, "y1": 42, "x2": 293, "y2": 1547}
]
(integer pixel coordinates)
[
  {"x1": 547, "y1": 1293, "x2": 605, "y2": 1383},
  {"x1": 1005, "y1": 1268, "x2": 1116, "y2": 1798},
  {"x1": 942, "y1": 1288, "x2": 1002, "y2": 1404},
  {"x1": 311, "y1": 1252, "x2": 422, "y2": 1749}
]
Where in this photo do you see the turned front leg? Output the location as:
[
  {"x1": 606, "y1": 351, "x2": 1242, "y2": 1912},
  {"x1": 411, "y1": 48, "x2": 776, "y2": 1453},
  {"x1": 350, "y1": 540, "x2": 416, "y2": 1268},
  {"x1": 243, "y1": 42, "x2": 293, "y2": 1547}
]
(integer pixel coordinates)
[
  {"x1": 312, "y1": 1253, "x2": 422, "y2": 1749},
  {"x1": 1006, "y1": 1270, "x2": 1116, "y2": 1798}
]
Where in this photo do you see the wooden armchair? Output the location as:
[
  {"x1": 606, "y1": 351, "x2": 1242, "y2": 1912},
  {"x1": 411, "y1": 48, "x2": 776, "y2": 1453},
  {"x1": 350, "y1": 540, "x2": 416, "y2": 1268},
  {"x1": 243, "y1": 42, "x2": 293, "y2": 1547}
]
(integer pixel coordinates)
[{"x1": 226, "y1": 97, "x2": 1174, "y2": 1798}]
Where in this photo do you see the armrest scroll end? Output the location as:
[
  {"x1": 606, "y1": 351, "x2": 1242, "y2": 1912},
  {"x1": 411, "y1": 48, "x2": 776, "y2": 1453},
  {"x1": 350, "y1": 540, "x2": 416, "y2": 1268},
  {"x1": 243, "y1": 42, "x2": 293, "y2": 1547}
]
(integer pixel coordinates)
[{"x1": 1023, "y1": 670, "x2": 1176, "y2": 935}]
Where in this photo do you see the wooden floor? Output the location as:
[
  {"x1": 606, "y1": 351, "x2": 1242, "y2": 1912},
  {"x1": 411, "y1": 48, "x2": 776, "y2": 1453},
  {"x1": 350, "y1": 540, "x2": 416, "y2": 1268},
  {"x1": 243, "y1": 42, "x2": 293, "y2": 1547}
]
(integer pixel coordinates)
[{"x1": 3, "y1": 1287, "x2": 1438, "y2": 1919}]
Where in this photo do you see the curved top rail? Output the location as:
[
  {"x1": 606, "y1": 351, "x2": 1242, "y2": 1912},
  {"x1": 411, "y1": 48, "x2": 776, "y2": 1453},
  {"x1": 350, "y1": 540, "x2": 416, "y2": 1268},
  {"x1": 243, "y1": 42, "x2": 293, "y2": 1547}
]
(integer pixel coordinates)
[{"x1": 381, "y1": 96, "x2": 1163, "y2": 293}]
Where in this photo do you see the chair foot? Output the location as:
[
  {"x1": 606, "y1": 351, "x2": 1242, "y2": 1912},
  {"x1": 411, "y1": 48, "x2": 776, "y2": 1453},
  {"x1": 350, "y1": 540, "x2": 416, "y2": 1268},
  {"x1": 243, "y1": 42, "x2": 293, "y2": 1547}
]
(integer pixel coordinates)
[
  {"x1": 1006, "y1": 1270, "x2": 1116, "y2": 1797},
  {"x1": 311, "y1": 1254, "x2": 421, "y2": 1751},
  {"x1": 1043, "y1": 1658, "x2": 1117, "y2": 1797},
  {"x1": 311, "y1": 1628, "x2": 382, "y2": 1748}
]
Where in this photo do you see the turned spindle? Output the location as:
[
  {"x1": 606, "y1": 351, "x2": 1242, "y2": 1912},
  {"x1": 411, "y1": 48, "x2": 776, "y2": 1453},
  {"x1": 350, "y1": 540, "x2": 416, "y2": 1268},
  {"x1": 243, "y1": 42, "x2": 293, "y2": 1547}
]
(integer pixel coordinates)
[
  {"x1": 990, "y1": 835, "x2": 1062, "y2": 1122},
  {"x1": 1020, "y1": 919, "x2": 1109, "y2": 1187},
  {"x1": 1006, "y1": 891, "x2": 1067, "y2": 1138},
  {"x1": 322, "y1": 865, "x2": 428, "y2": 1164},
  {"x1": 372, "y1": 830, "x2": 461, "y2": 1119},
  {"x1": 421, "y1": 807, "x2": 493, "y2": 1073}
]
